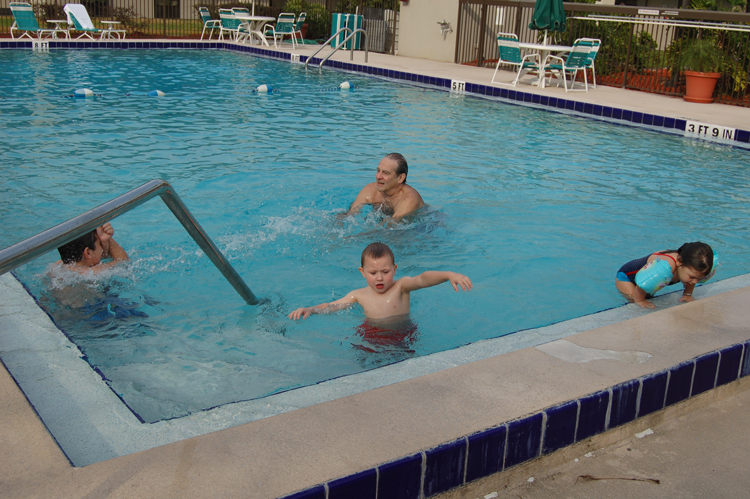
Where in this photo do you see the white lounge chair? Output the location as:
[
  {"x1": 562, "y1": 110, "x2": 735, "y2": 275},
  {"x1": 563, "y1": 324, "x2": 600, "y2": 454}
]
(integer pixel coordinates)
[
  {"x1": 64, "y1": 3, "x2": 126, "y2": 41},
  {"x1": 491, "y1": 32, "x2": 541, "y2": 87}
]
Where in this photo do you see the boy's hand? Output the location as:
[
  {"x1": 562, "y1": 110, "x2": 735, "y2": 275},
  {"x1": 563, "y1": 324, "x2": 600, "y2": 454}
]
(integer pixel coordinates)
[
  {"x1": 635, "y1": 299, "x2": 656, "y2": 309},
  {"x1": 288, "y1": 307, "x2": 313, "y2": 320},
  {"x1": 449, "y1": 272, "x2": 473, "y2": 292},
  {"x1": 679, "y1": 295, "x2": 695, "y2": 304},
  {"x1": 96, "y1": 223, "x2": 114, "y2": 252}
]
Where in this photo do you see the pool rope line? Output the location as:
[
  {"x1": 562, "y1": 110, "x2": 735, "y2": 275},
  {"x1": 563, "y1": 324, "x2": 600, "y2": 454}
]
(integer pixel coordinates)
[
  {"x1": 65, "y1": 89, "x2": 166, "y2": 98},
  {"x1": 16, "y1": 39, "x2": 743, "y2": 145}
]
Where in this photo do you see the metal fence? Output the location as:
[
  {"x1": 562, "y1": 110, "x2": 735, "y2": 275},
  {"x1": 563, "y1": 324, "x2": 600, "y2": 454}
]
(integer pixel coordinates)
[
  {"x1": 0, "y1": 0, "x2": 398, "y2": 53},
  {"x1": 457, "y1": 0, "x2": 750, "y2": 106}
]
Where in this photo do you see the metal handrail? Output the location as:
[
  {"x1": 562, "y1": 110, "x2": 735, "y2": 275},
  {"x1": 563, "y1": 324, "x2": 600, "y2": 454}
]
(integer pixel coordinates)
[
  {"x1": 0, "y1": 179, "x2": 259, "y2": 306},
  {"x1": 305, "y1": 27, "x2": 351, "y2": 69},
  {"x1": 317, "y1": 29, "x2": 369, "y2": 69}
]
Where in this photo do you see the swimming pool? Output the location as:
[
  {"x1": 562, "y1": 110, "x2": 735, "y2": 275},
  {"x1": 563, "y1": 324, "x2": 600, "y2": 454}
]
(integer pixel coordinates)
[{"x1": 2, "y1": 48, "x2": 749, "y2": 424}]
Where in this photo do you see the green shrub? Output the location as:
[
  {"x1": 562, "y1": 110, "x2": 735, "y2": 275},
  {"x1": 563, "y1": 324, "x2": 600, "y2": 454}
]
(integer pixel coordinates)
[
  {"x1": 283, "y1": 0, "x2": 330, "y2": 41},
  {"x1": 111, "y1": 7, "x2": 148, "y2": 35},
  {"x1": 680, "y1": 38, "x2": 724, "y2": 73}
]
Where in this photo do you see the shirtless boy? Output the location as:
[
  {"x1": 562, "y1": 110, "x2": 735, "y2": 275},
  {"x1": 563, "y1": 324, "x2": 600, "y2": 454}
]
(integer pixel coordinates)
[
  {"x1": 57, "y1": 222, "x2": 129, "y2": 273},
  {"x1": 346, "y1": 153, "x2": 425, "y2": 220},
  {"x1": 287, "y1": 242, "x2": 472, "y2": 321}
]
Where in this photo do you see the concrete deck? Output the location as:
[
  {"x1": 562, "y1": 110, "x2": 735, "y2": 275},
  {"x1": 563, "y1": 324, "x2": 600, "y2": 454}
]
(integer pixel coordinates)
[{"x1": 1, "y1": 40, "x2": 749, "y2": 499}]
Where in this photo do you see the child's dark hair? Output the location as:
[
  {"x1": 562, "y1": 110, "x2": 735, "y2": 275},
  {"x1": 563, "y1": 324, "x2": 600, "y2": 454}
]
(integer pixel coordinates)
[
  {"x1": 58, "y1": 230, "x2": 97, "y2": 264},
  {"x1": 672, "y1": 241, "x2": 714, "y2": 276},
  {"x1": 361, "y1": 242, "x2": 395, "y2": 267}
]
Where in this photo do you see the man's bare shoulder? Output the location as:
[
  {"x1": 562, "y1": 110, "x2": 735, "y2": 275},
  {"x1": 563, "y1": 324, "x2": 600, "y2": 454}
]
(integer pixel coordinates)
[
  {"x1": 359, "y1": 182, "x2": 379, "y2": 197},
  {"x1": 402, "y1": 184, "x2": 424, "y2": 205}
]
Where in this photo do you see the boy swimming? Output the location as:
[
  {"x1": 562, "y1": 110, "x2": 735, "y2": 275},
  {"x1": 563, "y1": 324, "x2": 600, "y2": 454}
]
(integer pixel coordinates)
[
  {"x1": 287, "y1": 242, "x2": 472, "y2": 320},
  {"x1": 56, "y1": 222, "x2": 129, "y2": 273}
]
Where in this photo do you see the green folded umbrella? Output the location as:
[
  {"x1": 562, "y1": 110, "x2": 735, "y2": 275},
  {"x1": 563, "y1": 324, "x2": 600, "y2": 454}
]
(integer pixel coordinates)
[{"x1": 529, "y1": 0, "x2": 567, "y2": 42}]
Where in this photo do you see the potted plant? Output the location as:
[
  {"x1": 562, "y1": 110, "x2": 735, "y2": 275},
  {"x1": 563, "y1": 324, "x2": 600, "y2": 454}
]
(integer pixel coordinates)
[{"x1": 680, "y1": 39, "x2": 724, "y2": 103}]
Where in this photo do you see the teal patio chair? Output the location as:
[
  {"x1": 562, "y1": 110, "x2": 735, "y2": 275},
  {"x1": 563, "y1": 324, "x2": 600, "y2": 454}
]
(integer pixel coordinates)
[
  {"x1": 578, "y1": 37, "x2": 601, "y2": 88},
  {"x1": 198, "y1": 7, "x2": 221, "y2": 40},
  {"x1": 218, "y1": 9, "x2": 249, "y2": 42},
  {"x1": 292, "y1": 12, "x2": 306, "y2": 44},
  {"x1": 10, "y1": 2, "x2": 66, "y2": 40},
  {"x1": 64, "y1": 3, "x2": 125, "y2": 40},
  {"x1": 543, "y1": 39, "x2": 595, "y2": 92},
  {"x1": 263, "y1": 12, "x2": 297, "y2": 49},
  {"x1": 491, "y1": 32, "x2": 541, "y2": 87}
]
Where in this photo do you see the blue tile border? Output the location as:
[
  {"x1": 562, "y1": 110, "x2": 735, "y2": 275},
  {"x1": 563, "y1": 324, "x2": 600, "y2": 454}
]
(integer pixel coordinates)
[
  {"x1": 278, "y1": 341, "x2": 748, "y2": 499},
  {"x1": 424, "y1": 438, "x2": 466, "y2": 497}
]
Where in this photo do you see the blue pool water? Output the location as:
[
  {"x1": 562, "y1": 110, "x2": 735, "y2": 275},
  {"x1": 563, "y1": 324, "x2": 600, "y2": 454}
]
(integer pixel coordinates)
[{"x1": 1, "y1": 49, "x2": 749, "y2": 423}]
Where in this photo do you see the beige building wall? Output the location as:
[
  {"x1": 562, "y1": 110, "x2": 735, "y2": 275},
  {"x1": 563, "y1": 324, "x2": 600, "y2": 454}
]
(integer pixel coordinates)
[{"x1": 398, "y1": 0, "x2": 459, "y2": 62}]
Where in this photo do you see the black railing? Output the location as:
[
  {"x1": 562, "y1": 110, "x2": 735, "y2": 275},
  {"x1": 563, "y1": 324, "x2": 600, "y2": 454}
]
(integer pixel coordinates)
[{"x1": 1, "y1": 0, "x2": 398, "y2": 53}]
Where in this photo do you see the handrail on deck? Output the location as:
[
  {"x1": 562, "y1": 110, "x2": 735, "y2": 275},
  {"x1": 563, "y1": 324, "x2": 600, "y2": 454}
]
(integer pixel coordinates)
[
  {"x1": 305, "y1": 27, "x2": 350, "y2": 69},
  {"x1": 0, "y1": 179, "x2": 259, "y2": 306},
  {"x1": 304, "y1": 27, "x2": 368, "y2": 69}
]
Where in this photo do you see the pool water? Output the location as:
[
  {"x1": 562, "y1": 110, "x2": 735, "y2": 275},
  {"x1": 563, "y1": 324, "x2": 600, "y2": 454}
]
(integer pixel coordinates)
[{"x1": 1, "y1": 49, "x2": 749, "y2": 423}]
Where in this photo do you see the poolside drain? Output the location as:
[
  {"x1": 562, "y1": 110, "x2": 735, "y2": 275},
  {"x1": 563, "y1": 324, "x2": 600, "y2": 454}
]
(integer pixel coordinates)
[{"x1": 536, "y1": 339, "x2": 652, "y2": 364}]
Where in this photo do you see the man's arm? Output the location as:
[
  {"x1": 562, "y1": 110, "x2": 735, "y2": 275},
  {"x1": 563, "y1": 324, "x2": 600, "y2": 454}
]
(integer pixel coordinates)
[
  {"x1": 400, "y1": 271, "x2": 473, "y2": 293},
  {"x1": 288, "y1": 290, "x2": 360, "y2": 320},
  {"x1": 346, "y1": 183, "x2": 378, "y2": 215}
]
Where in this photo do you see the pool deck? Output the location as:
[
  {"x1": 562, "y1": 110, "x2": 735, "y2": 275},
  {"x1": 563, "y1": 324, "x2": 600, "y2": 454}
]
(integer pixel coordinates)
[{"x1": 2, "y1": 40, "x2": 750, "y2": 499}]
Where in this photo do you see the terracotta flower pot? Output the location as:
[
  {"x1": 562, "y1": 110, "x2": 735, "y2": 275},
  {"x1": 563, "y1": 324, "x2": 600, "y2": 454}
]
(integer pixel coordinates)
[{"x1": 683, "y1": 70, "x2": 721, "y2": 103}]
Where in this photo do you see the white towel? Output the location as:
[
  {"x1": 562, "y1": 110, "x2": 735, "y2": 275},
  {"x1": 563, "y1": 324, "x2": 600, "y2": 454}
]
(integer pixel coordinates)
[{"x1": 63, "y1": 4, "x2": 96, "y2": 30}]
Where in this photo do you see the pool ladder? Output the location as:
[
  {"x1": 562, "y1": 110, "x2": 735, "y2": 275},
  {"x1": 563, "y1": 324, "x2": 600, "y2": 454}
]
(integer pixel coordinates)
[
  {"x1": 304, "y1": 27, "x2": 368, "y2": 70},
  {"x1": 0, "y1": 179, "x2": 259, "y2": 306}
]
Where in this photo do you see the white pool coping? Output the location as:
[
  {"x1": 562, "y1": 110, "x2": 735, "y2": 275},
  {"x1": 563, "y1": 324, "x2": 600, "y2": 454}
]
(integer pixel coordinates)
[{"x1": 2, "y1": 270, "x2": 749, "y2": 467}]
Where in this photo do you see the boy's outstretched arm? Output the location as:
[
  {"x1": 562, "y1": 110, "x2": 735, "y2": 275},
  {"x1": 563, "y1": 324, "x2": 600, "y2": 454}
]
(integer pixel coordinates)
[
  {"x1": 401, "y1": 271, "x2": 473, "y2": 293},
  {"x1": 288, "y1": 291, "x2": 359, "y2": 321}
]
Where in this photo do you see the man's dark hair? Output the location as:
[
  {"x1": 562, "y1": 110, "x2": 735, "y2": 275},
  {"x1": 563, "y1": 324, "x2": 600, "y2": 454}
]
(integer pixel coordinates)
[
  {"x1": 58, "y1": 230, "x2": 97, "y2": 264},
  {"x1": 361, "y1": 242, "x2": 395, "y2": 267},
  {"x1": 385, "y1": 153, "x2": 408, "y2": 183}
]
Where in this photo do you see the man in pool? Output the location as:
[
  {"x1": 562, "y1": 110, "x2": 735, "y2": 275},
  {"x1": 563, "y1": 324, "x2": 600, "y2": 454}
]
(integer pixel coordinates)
[
  {"x1": 288, "y1": 242, "x2": 472, "y2": 321},
  {"x1": 56, "y1": 222, "x2": 129, "y2": 273},
  {"x1": 345, "y1": 153, "x2": 425, "y2": 220}
]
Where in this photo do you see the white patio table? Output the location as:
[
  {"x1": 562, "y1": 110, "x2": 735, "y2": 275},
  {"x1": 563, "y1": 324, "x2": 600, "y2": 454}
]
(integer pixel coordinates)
[
  {"x1": 233, "y1": 14, "x2": 276, "y2": 46},
  {"x1": 45, "y1": 19, "x2": 70, "y2": 39},
  {"x1": 518, "y1": 42, "x2": 572, "y2": 88}
]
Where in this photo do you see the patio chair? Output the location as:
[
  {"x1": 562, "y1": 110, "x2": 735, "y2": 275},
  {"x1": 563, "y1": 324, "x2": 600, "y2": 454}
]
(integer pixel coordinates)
[
  {"x1": 578, "y1": 37, "x2": 601, "y2": 88},
  {"x1": 10, "y1": 2, "x2": 67, "y2": 40},
  {"x1": 64, "y1": 3, "x2": 126, "y2": 40},
  {"x1": 198, "y1": 7, "x2": 221, "y2": 40},
  {"x1": 292, "y1": 12, "x2": 306, "y2": 44},
  {"x1": 491, "y1": 33, "x2": 541, "y2": 87},
  {"x1": 218, "y1": 9, "x2": 249, "y2": 42},
  {"x1": 542, "y1": 39, "x2": 595, "y2": 92},
  {"x1": 263, "y1": 12, "x2": 297, "y2": 49}
]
